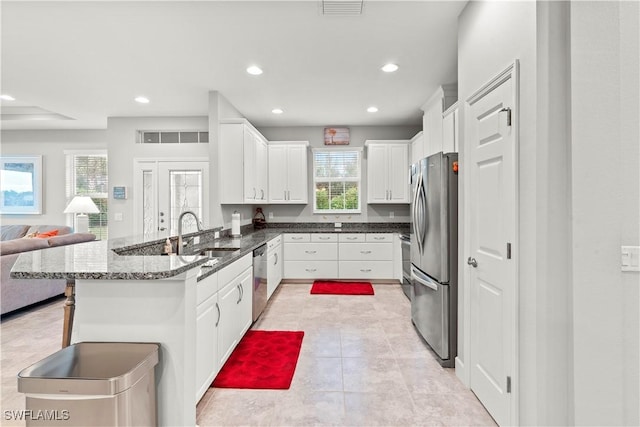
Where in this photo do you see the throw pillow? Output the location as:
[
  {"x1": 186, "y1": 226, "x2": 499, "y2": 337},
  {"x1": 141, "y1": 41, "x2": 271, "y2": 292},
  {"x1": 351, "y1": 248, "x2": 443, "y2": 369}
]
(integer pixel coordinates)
[{"x1": 36, "y1": 229, "x2": 59, "y2": 238}]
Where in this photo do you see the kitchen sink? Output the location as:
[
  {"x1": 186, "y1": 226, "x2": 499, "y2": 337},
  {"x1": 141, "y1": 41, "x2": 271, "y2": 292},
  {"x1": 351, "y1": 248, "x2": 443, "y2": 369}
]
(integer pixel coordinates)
[{"x1": 196, "y1": 247, "x2": 241, "y2": 258}]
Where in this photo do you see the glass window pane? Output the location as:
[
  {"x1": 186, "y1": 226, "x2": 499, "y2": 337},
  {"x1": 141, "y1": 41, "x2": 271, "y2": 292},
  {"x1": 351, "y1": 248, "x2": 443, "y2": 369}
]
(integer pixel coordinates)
[
  {"x1": 180, "y1": 132, "x2": 198, "y2": 143},
  {"x1": 161, "y1": 132, "x2": 179, "y2": 143}
]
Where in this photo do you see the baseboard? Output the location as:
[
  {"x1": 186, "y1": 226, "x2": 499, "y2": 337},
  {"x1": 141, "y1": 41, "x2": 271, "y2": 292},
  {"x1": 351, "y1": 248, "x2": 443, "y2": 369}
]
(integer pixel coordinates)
[{"x1": 455, "y1": 356, "x2": 469, "y2": 386}]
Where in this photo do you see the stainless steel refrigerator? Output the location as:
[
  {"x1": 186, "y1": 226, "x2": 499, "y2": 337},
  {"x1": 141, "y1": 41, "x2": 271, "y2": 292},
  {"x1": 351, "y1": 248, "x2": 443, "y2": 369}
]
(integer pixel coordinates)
[{"x1": 410, "y1": 151, "x2": 458, "y2": 367}]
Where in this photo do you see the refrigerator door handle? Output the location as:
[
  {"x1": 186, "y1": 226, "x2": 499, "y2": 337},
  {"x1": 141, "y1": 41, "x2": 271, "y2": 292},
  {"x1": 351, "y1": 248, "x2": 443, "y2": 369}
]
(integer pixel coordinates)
[
  {"x1": 419, "y1": 177, "x2": 427, "y2": 253},
  {"x1": 411, "y1": 266, "x2": 438, "y2": 291},
  {"x1": 412, "y1": 169, "x2": 423, "y2": 252}
]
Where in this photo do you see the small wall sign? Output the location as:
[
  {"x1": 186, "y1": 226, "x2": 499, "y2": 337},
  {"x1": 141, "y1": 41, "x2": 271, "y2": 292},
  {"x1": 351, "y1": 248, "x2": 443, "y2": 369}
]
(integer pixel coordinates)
[
  {"x1": 324, "y1": 127, "x2": 350, "y2": 145},
  {"x1": 113, "y1": 186, "x2": 127, "y2": 200}
]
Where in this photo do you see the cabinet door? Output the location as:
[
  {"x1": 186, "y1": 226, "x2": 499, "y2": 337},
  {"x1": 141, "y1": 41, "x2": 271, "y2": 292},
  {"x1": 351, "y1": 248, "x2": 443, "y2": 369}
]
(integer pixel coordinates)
[
  {"x1": 196, "y1": 294, "x2": 218, "y2": 401},
  {"x1": 235, "y1": 267, "x2": 253, "y2": 338},
  {"x1": 388, "y1": 144, "x2": 409, "y2": 203},
  {"x1": 426, "y1": 105, "x2": 444, "y2": 156},
  {"x1": 367, "y1": 144, "x2": 389, "y2": 203},
  {"x1": 268, "y1": 145, "x2": 288, "y2": 203},
  {"x1": 411, "y1": 133, "x2": 424, "y2": 165},
  {"x1": 442, "y1": 109, "x2": 456, "y2": 153},
  {"x1": 255, "y1": 137, "x2": 268, "y2": 201},
  {"x1": 218, "y1": 280, "x2": 241, "y2": 366},
  {"x1": 286, "y1": 145, "x2": 308, "y2": 203},
  {"x1": 243, "y1": 128, "x2": 257, "y2": 203}
]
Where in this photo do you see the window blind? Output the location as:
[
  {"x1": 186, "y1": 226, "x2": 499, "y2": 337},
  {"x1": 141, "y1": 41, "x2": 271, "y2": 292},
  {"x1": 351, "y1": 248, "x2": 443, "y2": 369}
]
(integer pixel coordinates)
[{"x1": 313, "y1": 149, "x2": 361, "y2": 212}]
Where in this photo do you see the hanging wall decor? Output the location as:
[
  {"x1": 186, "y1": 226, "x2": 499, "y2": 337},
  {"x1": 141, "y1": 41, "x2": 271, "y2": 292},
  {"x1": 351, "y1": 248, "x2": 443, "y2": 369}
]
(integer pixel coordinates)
[{"x1": 0, "y1": 155, "x2": 43, "y2": 214}]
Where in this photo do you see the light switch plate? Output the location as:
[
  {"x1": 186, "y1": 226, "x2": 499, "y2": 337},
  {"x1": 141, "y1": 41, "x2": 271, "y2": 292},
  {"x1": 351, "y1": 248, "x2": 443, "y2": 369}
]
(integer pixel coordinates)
[{"x1": 621, "y1": 246, "x2": 640, "y2": 272}]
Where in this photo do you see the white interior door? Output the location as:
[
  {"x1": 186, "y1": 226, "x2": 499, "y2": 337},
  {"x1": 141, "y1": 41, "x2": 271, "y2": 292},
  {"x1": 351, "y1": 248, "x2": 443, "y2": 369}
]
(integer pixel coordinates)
[
  {"x1": 466, "y1": 63, "x2": 518, "y2": 426},
  {"x1": 134, "y1": 159, "x2": 209, "y2": 235}
]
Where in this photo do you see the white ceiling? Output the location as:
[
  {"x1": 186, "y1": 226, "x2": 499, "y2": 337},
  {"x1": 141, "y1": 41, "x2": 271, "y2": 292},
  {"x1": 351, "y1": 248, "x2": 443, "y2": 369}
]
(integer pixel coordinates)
[{"x1": 0, "y1": 1, "x2": 466, "y2": 130}]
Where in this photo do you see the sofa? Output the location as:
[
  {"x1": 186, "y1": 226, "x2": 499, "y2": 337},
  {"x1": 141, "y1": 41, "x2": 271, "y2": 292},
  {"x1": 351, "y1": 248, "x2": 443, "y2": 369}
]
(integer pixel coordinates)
[{"x1": 1, "y1": 225, "x2": 96, "y2": 315}]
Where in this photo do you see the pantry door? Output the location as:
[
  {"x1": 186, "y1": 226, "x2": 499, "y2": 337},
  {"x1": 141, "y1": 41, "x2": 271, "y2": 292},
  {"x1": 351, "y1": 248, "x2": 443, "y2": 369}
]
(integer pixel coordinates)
[
  {"x1": 134, "y1": 159, "x2": 209, "y2": 235},
  {"x1": 466, "y1": 61, "x2": 518, "y2": 426}
]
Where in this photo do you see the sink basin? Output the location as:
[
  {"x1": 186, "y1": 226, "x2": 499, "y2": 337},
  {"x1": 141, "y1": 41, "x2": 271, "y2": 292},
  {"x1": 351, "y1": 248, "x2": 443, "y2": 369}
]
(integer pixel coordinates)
[{"x1": 197, "y1": 248, "x2": 241, "y2": 258}]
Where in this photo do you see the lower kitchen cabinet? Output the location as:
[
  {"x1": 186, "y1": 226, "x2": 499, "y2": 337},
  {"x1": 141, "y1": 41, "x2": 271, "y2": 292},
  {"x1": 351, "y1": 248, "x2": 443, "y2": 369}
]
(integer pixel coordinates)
[
  {"x1": 195, "y1": 271, "x2": 219, "y2": 402},
  {"x1": 267, "y1": 236, "x2": 283, "y2": 299},
  {"x1": 338, "y1": 233, "x2": 395, "y2": 279},
  {"x1": 218, "y1": 264, "x2": 252, "y2": 368},
  {"x1": 283, "y1": 233, "x2": 338, "y2": 279}
]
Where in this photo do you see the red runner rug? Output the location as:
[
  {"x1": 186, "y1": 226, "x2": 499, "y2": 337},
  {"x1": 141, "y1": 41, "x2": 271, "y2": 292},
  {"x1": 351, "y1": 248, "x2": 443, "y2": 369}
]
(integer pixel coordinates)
[
  {"x1": 212, "y1": 330, "x2": 304, "y2": 389},
  {"x1": 310, "y1": 280, "x2": 375, "y2": 295}
]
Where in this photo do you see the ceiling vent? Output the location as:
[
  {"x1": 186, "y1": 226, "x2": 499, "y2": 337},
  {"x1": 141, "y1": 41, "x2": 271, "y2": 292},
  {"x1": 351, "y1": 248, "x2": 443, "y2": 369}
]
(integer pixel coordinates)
[{"x1": 322, "y1": 0, "x2": 364, "y2": 16}]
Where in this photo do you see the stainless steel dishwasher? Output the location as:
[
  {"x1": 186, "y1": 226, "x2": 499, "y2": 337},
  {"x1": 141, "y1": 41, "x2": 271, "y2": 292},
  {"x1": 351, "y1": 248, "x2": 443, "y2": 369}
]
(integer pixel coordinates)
[
  {"x1": 399, "y1": 233, "x2": 412, "y2": 300},
  {"x1": 252, "y1": 244, "x2": 268, "y2": 321}
]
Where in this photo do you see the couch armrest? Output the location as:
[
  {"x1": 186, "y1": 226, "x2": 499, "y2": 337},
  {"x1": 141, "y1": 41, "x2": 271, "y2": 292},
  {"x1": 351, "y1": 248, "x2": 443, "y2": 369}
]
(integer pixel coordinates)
[
  {"x1": 0, "y1": 238, "x2": 50, "y2": 256},
  {"x1": 47, "y1": 233, "x2": 96, "y2": 247}
]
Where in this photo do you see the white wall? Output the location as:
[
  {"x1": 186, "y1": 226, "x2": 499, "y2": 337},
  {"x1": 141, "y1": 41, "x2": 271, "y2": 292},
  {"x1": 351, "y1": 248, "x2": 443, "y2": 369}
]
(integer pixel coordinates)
[
  {"x1": 1, "y1": 131, "x2": 108, "y2": 227},
  {"x1": 570, "y1": 2, "x2": 639, "y2": 425}
]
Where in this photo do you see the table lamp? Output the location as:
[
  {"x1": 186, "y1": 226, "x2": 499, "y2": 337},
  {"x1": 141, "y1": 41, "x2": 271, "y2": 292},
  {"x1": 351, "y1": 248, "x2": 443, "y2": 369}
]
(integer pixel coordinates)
[{"x1": 64, "y1": 196, "x2": 99, "y2": 233}]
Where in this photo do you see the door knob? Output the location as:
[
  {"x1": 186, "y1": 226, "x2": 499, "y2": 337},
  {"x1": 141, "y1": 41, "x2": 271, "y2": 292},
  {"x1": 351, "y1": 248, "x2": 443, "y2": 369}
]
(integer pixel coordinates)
[{"x1": 467, "y1": 257, "x2": 478, "y2": 268}]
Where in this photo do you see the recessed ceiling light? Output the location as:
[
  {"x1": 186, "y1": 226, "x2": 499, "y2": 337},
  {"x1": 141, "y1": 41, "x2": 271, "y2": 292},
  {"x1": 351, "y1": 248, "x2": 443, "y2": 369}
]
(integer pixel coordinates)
[
  {"x1": 381, "y1": 63, "x2": 399, "y2": 73},
  {"x1": 135, "y1": 96, "x2": 150, "y2": 104},
  {"x1": 272, "y1": 108, "x2": 284, "y2": 114},
  {"x1": 0, "y1": 94, "x2": 16, "y2": 101},
  {"x1": 246, "y1": 66, "x2": 263, "y2": 75},
  {"x1": 367, "y1": 106, "x2": 379, "y2": 113}
]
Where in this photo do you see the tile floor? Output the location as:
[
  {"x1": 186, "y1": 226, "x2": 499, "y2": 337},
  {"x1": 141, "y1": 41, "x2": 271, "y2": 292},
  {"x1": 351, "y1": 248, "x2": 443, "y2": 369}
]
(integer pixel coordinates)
[{"x1": 0, "y1": 282, "x2": 496, "y2": 426}]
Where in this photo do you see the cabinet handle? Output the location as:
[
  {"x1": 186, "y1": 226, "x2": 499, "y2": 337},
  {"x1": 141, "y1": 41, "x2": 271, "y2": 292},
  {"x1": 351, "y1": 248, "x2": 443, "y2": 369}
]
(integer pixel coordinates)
[
  {"x1": 373, "y1": 236, "x2": 385, "y2": 240},
  {"x1": 386, "y1": 190, "x2": 389, "y2": 200},
  {"x1": 389, "y1": 190, "x2": 392, "y2": 199},
  {"x1": 261, "y1": 189, "x2": 264, "y2": 199},
  {"x1": 318, "y1": 237, "x2": 330, "y2": 240},
  {"x1": 347, "y1": 237, "x2": 357, "y2": 240},
  {"x1": 360, "y1": 269, "x2": 372, "y2": 272},
  {"x1": 305, "y1": 268, "x2": 317, "y2": 272},
  {"x1": 253, "y1": 188, "x2": 256, "y2": 198},
  {"x1": 236, "y1": 284, "x2": 242, "y2": 304},
  {"x1": 360, "y1": 250, "x2": 372, "y2": 254},
  {"x1": 284, "y1": 190, "x2": 287, "y2": 200},
  {"x1": 287, "y1": 190, "x2": 291, "y2": 200},
  {"x1": 305, "y1": 250, "x2": 317, "y2": 254},
  {"x1": 292, "y1": 236, "x2": 303, "y2": 240},
  {"x1": 274, "y1": 253, "x2": 278, "y2": 265},
  {"x1": 215, "y1": 302, "x2": 220, "y2": 327}
]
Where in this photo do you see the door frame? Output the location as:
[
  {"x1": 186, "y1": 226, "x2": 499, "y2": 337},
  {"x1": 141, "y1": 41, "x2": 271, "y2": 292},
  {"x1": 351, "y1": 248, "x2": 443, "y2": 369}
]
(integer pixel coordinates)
[
  {"x1": 133, "y1": 157, "x2": 209, "y2": 235},
  {"x1": 463, "y1": 60, "x2": 520, "y2": 425}
]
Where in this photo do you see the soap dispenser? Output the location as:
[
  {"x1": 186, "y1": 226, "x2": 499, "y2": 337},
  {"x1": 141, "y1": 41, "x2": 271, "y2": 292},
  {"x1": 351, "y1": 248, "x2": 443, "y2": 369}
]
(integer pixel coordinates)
[{"x1": 163, "y1": 238, "x2": 173, "y2": 255}]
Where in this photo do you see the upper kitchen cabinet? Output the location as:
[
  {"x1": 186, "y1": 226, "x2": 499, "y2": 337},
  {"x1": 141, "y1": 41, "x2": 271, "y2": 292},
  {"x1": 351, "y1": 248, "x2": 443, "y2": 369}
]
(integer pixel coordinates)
[
  {"x1": 410, "y1": 131, "x2": 424, "y2": 165},
  {"x1": 365, "y1": 140, "x2": 410, "y2": 204},
  {"x1": 420, "y1": 84, "x2": 458, "y2": 157},
  {"x1": 268, "y1": 141, "x2": 309, "y2": 204},
  {"x1": 442, "y1": 102, "x2": 459, "y2": 153},
  {"x1": 219, "y1": 119, "x2": 268, "y2": 204}
]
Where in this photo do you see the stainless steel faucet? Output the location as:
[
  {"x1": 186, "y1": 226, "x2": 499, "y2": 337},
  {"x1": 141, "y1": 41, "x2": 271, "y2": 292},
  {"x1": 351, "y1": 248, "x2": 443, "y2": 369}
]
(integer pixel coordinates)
[{"x1": 177, "y1": 210, "x2": 202, "y2": 255}]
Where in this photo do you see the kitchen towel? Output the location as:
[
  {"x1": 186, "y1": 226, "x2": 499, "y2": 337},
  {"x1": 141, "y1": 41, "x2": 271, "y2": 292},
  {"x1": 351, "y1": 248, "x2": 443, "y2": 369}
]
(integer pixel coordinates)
[{"x1": 231, "y1": 211, "x2": 241, "y2": 236}]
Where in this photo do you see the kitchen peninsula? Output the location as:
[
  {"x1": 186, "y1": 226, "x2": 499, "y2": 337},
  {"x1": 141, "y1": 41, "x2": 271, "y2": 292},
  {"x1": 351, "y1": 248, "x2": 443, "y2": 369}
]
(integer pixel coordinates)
[{"x1": 10, "y1": 223, "x2": 408, "y2": 426}]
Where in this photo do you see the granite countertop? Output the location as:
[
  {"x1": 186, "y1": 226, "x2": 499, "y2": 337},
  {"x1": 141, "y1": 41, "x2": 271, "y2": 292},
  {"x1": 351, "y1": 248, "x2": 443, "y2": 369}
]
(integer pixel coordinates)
[{"x1": 10, "y1": 223, "x2": 409, "y2": 282}]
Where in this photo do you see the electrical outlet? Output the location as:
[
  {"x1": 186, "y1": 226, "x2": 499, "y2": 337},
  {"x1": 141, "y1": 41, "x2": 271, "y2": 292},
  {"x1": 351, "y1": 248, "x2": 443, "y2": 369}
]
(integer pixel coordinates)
[
  {"x1": 390, "y1": 211, "x2": 395, "y2": 219},
  {"x1": 335, "y1": 222, "x2": 342, "y2": 228},
  {"x1": 193, "y1": 236, "x2": 200, "y2": 245},
  {"x1": 214, "y1": 231, "x2": 220, "y2": 239},
  {"x1": 269, "y1": 212, "x2": 274, "y2": 219},
  {"x1": 114, "y1": 212, "x2": 123, "y2": 221}
]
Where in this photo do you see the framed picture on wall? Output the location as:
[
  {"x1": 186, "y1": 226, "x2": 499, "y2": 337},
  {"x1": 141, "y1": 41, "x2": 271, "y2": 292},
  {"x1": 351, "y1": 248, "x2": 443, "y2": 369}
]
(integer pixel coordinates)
[
  {"x1": 324, "y1": 127, "x2": 350, "y2": 145},
  {"x1": 0, "y1": 155, "x2": 43, "y2": 214}
]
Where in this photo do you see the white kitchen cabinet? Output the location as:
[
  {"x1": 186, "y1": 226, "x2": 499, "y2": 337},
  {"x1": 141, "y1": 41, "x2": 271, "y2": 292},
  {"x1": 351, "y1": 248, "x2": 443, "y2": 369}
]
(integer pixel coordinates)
[
  {"x1": 410, "y1": 131, "x2": 424, "y2": 165},
  {"x1": 365, "y1": 141, "x2": 410, "y2": 204},
  {"x1": 217, "y1": 254, "x2": 253, "y2": 368},
  {"x1": 283, "y1": 233, "x2": 338, "y2": 279},
  {"x1": 195, "y1": 272, "x2": 219, "y2": 402},
  {"x1": 421, "y1": 84, "x2": 458, "y2": 157},
  {"x1": 219, "y1": 119, "x2": 269, "y2": 204},
  {"x1": 338, "y1": 233, "x2": 395, "y2": 279},
  {"x1": 268, "y1": 141, "x2": 309, "y2": 204},
  {"x1": 267, "y1": 235, "x2": 283, "y2": 299},
  {"x1": 442, "y1": 103, "x2": 459, "y2": 153}
]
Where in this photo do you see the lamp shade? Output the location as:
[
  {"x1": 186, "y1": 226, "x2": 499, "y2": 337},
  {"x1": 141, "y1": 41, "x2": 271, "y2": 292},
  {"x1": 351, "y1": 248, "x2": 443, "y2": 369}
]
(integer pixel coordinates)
[{"x1": 64, "y1": 196, "x2": 100, "y2": 214}]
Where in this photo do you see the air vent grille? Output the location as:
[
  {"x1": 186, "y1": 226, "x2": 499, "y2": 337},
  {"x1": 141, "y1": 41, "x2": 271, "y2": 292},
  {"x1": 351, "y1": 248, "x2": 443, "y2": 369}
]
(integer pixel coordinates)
[
  {"x1": 138, "y1": 130, "x2": 209, "y2": 144},
  {"x1": 322, "y1": 0, "x2": 363, "y2": 15}
]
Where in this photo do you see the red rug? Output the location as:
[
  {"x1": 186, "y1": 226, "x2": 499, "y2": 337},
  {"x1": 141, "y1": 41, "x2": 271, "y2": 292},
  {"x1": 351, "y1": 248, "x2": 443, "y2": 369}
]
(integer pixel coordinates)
[
  {"x1": 310, "y1": 280, "x2": 375, "y2": 295},
  {"x1": 211, "y1": 330, "x2": 304, "y2": 389}
]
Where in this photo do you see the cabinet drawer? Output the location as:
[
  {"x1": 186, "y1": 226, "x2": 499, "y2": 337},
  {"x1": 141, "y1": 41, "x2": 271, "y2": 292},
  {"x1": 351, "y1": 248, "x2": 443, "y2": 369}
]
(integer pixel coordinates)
[
  {"x1": 339, "y1": 243, "x2": 393, "y2": 261},
  {"x1": 218, "y1": 253, "x2": 252, "y2": 288},
  {"x1": 284, "y1": 261, "x2": 338, "y2": 279},
  {"x1": 284, "y1": 242, "x2": 337, "y2": 260},
  {"x1": 284, "y1": 233, "x2": 310, "y2": 243},
  {"x1": 366, "y1": 233, "x2": 393, "y2": 243},
  {"x1": 311, "y1": 233, "x2": 338, "y2": 243},
  {"x1": 339, "y1": 261, "x2": 394, "y2": 279},
  {"x1": 197, "y1": 272, "x2": 218, "y2": 306},
  {"x1": 339, "y1": 233, "x2": 365, "y2": 243},
  {"x1": 267, "y1": 235, "x2": 282, "y2": 249}
]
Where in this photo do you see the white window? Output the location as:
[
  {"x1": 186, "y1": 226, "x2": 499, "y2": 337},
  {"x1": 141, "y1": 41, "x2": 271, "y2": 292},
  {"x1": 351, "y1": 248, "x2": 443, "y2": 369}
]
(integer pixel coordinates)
[
  {"x1": 65, "y1": 150, "x2": 108, "y2": 239},
  {"x1": 312, "y1": 148, "x2": 362, "y2": 213}
]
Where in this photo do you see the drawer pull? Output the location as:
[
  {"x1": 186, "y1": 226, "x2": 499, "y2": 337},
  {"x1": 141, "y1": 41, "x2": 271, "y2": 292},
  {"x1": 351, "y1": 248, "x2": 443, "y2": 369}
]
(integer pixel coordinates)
[
  {"x1": 360, "y1": 269, "x2": 372, "y2": 272},
  {"x1": 360, "y1": 250, "x2": 372, "y2": 254},
  {"x1": 346, "y1": 237, "x2": 358, "y2": 240},
  {"x1": 373, "y1": 237, "x2": 385, "y2": 240},
  {"x1": 292, "y1": 237, "x2": 304, "y2": 240},
  {"x1": 305, "y1": 250, "x2": 317, "y2": 254},
  {"x1": 305, "y1": 268, "x2": 317, "y2": 272},
  {"x1": 318, "y1": 237, "x2": 330, "y2": 240}
]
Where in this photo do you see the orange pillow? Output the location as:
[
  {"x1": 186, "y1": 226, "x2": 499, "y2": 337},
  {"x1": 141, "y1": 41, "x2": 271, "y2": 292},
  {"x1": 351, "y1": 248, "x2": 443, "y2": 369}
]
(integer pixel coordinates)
[{"x1": 35, "y1": 229, "x2": 59, "y2": 238}]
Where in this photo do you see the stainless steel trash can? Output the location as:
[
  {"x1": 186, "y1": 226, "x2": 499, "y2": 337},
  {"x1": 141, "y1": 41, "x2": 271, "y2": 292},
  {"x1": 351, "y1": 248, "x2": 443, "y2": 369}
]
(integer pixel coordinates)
[{"x1": 17, "y1": 342, "x2": 159, "y2": 427}]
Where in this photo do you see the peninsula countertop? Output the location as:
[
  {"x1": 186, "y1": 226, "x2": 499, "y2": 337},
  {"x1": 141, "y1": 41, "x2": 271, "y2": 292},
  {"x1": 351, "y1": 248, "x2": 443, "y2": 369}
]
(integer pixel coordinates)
[{"x1": 10, "y1": 223, "x2": 409, "y2": 282}]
